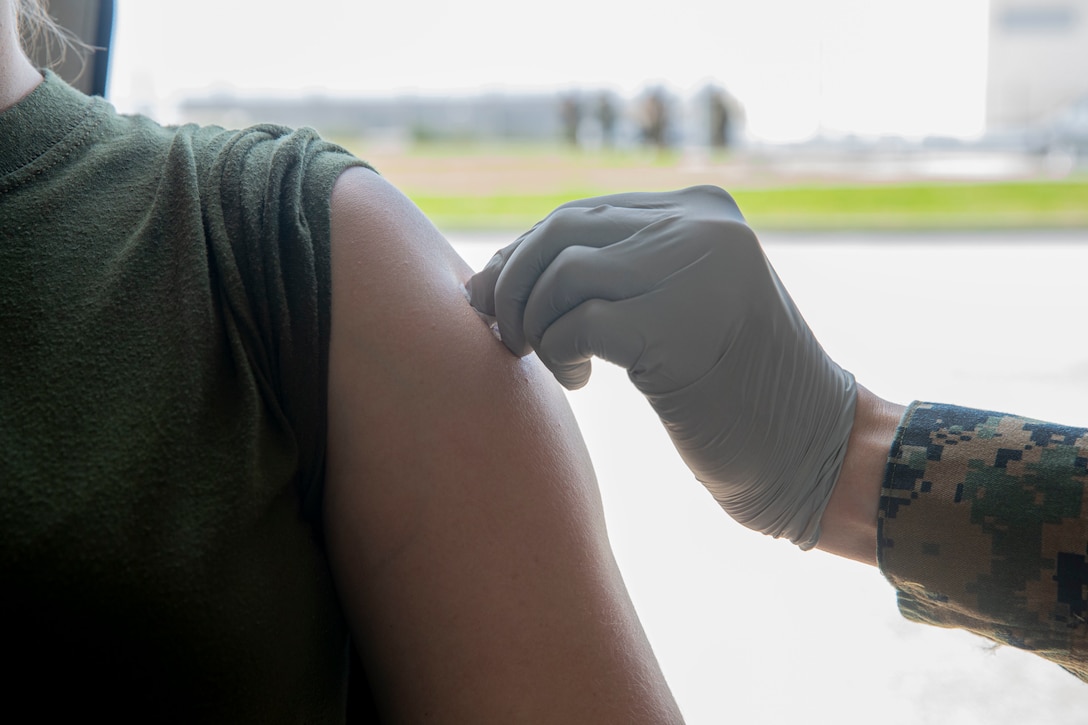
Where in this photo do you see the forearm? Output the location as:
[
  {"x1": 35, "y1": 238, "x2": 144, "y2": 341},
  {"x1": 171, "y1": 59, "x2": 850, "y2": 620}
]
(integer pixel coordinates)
[{"x1": 816, "y1": 385, "x2": 904, "y2": 565}]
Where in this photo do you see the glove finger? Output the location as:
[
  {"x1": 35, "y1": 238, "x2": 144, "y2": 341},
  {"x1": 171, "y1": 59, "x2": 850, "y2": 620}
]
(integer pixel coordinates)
[
  {"x1": 520, "y1": 215, "x2": 678, "y2": 354},
  {"x1": 493, "y1": 205, "x2": 666, "y2": 356},
  {"x1": 551, "y1": 189, "x2": 681, "y2": 212},
  {"x1": 554, "y1": 185, "x2": 746, "y2": 224},
  {"x1": 468, "y1": 186, "x2": 728, "y2": 318},
  {"x1": 464, "y1": 228, "x2": 535, "y2": 317},
  {"x1": 535, "y1": 297, "x2": 646, "y2": 390}
]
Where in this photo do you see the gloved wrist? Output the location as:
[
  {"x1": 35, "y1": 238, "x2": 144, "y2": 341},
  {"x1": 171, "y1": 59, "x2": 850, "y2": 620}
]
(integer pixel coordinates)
[
  {"x1": 815, "y1": 386, "x2": 903, "y2": 565},
  {"x1": 656, "y1": 357, "x2": 857, "y2": 550}
]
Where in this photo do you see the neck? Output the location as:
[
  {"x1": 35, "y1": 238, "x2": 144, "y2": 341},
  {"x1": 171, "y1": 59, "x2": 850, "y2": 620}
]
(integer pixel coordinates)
[{"x1": 0, "y1": 2, "x2": 43, "y2": 113}]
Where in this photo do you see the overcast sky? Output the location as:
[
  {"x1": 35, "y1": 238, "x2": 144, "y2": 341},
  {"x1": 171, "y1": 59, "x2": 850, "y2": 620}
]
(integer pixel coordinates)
[{"x1": 108, "y1": 0, "x2": 991, "y2": 142}]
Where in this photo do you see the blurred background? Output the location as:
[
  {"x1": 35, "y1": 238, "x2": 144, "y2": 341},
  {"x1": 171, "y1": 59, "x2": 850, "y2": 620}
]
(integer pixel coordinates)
[{"x1": 40, "y1": 0, "x2": 1088, "y2": 722}]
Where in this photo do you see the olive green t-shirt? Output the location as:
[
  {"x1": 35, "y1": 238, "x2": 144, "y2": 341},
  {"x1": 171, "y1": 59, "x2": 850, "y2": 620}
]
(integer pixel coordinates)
[{"x1": 0, "y1": 71, "x2": 370, "y2": 721}]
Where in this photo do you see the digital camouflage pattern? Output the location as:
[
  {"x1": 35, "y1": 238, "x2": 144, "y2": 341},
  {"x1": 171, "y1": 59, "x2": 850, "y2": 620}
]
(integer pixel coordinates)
[{"x1": 879, "y1": 402, "x2": 1088, "y2": 681}]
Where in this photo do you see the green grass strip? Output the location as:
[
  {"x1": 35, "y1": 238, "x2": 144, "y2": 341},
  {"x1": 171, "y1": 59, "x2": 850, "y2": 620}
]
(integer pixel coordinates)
[{"x1": 408, "y1": 179, "x2": 1088, "y2": 231}]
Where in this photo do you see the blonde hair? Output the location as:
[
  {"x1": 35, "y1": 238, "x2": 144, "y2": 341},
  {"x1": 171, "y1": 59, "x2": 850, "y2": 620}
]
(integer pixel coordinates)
[{"x1": 16, "y1": 0, "x2": 90, "y2": 69}]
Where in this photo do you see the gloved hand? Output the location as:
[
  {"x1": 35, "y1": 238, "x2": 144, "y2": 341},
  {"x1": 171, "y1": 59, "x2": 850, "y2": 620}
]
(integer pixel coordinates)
[{"x1": 465, "y1": 185, "x2": 856, "y2": 549}]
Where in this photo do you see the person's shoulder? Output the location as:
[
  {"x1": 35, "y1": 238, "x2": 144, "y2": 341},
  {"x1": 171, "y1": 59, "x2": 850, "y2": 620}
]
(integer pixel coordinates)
[{"x1": 321, "y1": 168, "x2": 684, "y2": 722}]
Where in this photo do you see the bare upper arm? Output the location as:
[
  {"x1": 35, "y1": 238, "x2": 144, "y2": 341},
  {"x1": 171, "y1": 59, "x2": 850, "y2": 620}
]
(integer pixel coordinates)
[{"x1": 323, "y1": 167, "x2": 682, "y2": 723}]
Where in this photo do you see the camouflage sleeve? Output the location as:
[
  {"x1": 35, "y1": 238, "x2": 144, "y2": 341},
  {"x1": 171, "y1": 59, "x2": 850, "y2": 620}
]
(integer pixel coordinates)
[{"x1": 878, "y1": 402, "x2": 1088, "y2": 681}]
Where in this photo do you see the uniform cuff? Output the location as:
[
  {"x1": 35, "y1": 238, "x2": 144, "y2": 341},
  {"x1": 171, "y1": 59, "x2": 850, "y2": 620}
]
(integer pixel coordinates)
[{"x1": 878, "y1": 401, "x2": 1088, "y2": 680}]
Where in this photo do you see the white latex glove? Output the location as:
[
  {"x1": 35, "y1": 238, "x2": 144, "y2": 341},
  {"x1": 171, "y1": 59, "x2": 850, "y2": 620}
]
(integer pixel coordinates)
[{"x1": 465, "y1": 185, "x2": 856, "y2": 549}]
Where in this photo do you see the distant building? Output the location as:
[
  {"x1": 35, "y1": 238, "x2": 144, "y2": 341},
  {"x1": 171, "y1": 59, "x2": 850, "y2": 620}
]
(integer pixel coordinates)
[
  {"x1": 986, "y1": 0, "x2": 1088, "y2": 130},
  {"x1": 179, "y1": 93, "x2": 570, "y2": 143}
]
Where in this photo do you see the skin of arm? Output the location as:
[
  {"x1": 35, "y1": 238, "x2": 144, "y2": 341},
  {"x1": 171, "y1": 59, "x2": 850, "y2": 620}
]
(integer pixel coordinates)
[
  {"x1": 323, "y1": 167, "x2": 683, "y2": 724},
  {"x1": 816, "y1": 385, "x2": 905, "y2": 566}
]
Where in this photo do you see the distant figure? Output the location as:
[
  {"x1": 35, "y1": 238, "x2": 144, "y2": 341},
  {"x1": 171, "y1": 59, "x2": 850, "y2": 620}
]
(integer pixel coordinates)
[
  {"x1": 559, "y1": 93, "x2": 581, "y2": 147},
  {"x1": 638, "y1": 87, "x2": 669, "y2": 149},
  {"x1": 595, "y1": 92, "x2": 618, "y2": 148},
  {"x1": 708, "y1": 87, "x2": 731, "y2": 149}
]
